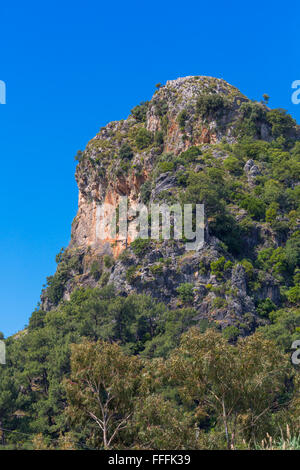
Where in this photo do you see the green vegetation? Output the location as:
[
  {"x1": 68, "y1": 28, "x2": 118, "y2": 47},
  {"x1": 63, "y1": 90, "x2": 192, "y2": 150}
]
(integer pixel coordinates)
[
  {"x1": 210, "y1": 257, "x2": 232, "y2": 280},
  {"x1": 176, "y1": 283, "x2": 194, "y2": 304},
  {"x1": 126, "y1": 265, "x2": 138, "y2": 283},
  {"x1": 45, "y1": 250, "x2": 81, "y2": 305},
  {"x1": 140, "y1": 180, "x2": 152, "y2": 204},
  {"x1": 179, "y1": 146, "x2": 202, "y2": 163},
  {"x1": 177, "y1": 109, "x2": 188, "y2": 130},
  {"x1": 130, "y1": 238, "x2": 151, "y2": 256},
  {"x1": 103, "y1": 254, "x2": 114, "y2": 268},
  {"x1": 236, "y1": 101, "x2": 266, "y2": 137},
  {"x1": 223, "y1": 156, "x2": 243, "y2": 175},
  {"x1": 158, "y1": 161, "x2": 174, "y2": 173},
  {"x1": 90, "y1": 260, "x2": 102, "y2": 281},
  {"x1": 256, "y1": 298, "x2": 277, "y2": 318},
  {"x1": 267, "y1": 108, "x2": 296, "y2": 138},
  {"x1": 1, "y1": 79, "x2": 300, "y2": 450},
  {"x1": 3, "y1": 296, "x2": 297, "y2": 450},
  {"x1": 196, "y1": 93, "x2": 229, "y2": 119},
  {"x1": 135, "y1": 128, "x2": 153, "y2": 149},
  {"x1": 222, "y1": 325, "x2": 240, "y2": 342},
  {"x1": 130, "y1": 101, "x2": 149, "y2": 122},
  {"x1": 119, "y1": 143, "x2": 134, "y2": 160}
]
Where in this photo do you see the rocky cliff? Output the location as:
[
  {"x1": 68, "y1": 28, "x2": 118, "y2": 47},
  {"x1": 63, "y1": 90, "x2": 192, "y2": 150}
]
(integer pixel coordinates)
[
  {"x1": 71, "y1": 76, "x2": 247, "y2": 255},
  {"x1": 41, "y1": 76, "x2": 300, "y2": 333}
]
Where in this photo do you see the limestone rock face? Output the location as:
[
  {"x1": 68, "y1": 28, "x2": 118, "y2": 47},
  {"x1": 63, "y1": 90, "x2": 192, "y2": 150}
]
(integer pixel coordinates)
[{"x1": 70, "y1": 76, "x2": 252, "y2": 257}]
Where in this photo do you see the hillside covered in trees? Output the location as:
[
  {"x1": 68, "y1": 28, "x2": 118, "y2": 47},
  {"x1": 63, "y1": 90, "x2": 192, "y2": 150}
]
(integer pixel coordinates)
[{"x1": 0, "y1": 76, "x2": 299, "y2": 450}]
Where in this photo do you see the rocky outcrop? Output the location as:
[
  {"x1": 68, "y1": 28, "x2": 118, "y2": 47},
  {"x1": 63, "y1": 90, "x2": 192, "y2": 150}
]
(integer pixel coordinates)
[
  {"x1": 41, "y1": 75, "x2": 299, "y2": 331},
  {"x1": 70, "y1": 76, "x2": 251, "y2": 257},
  {"x1": 244, "y1": 159, "x2": 261, "y2": 184}
]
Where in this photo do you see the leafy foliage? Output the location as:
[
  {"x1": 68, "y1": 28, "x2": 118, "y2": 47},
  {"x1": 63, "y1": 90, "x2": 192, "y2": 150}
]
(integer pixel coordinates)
[
  {"x1": 135, "y1": 128, "x2": 153, "y2": 149},
  {"x1": 196, "y1": 93, "x2": 229, "y2": 119},
  {"x1": 119, "y1": 143, "x2": 134, "y2": 160},
  {"x1": 131, "y1": 101, "x2": 149, "y2": 122},
  {"x1": 176, "y1": 283, "x2": 194, "y2": 304}
]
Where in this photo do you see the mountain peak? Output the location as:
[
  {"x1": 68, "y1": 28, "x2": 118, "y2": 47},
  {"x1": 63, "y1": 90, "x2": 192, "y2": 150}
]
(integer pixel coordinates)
[{"x1": 157, "y1": 75, "x2": 247, "y2": 101}]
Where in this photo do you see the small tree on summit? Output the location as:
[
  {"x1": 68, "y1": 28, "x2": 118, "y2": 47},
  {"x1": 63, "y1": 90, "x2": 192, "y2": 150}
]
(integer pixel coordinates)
[{"x1": 262, "y1": 94, "x2": 270, "y2": 105}]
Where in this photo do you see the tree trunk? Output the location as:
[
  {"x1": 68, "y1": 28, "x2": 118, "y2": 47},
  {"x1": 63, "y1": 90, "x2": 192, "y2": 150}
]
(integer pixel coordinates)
[
  {"x1": 222, "y1": 399, "x2": 230, "y2": 450},
  {"x1": 0, "y1": 420, "x2": 5, "y2": 446}
]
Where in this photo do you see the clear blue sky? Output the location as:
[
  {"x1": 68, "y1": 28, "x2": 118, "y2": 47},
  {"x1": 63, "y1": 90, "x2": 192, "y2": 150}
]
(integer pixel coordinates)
[{"x1": 0, "y1": 0, "x2": 300, "y2": 336}]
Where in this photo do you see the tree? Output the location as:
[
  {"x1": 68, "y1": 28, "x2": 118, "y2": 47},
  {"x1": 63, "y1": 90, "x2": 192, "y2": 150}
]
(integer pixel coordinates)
[
  {"x1": 135, "y1": 128, "x2": 153, "y2": 149},
  {"x1": 0, "y1": 369, "x2": 18, "y2": 445},
  {"x1": 196, "y1": 93, "x2": 228, "y2": 119},
  {"x1": 177, "y1": 109, "x2": 188, "y2": 130},
  {"x1": 176, "y1": 283, "x2": 194, "y2": 304},
  {"x1": 223, "y1": 156, "x2": 243, "y2": 175},
  {"x1": 119, "y1": 143, "x2": 134, "y2": 160},
  {"x1": 259, "y1": 308, "x2": 300, "y2": 352},
  {"x1": 240, "y1": 196, "x2": 266, "y2": 220},
  {"x1": 130, "y1": 394, "x2": 200, "y2": 450},
  {"x1": 65, "y1": 340, "x2": 141, "y2": 449},
  {"x1": 166, "y1": 328, "x2": 291, "y2": 449},
  {"x1": 131, "y1": 101, "x2": 149, "y2": 122},
  {"x1": 287, "y1": 286, "x2": 300, "y2": 305},
  {"x1": 262, "y1": 94, "x2": 270, "y2": 105},
  {"x1": 267, "y1": 108, "x2": 296, "y2": 138}
]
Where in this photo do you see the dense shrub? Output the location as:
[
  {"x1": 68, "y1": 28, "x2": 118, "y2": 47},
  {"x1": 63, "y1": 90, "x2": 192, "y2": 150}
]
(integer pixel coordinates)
[
  {"x1": 210, "y1": 257, "x2": 227, "y2": 280},
  {"x1": 130, "y1": 238, "x2": 151, "y2": 256},
  {"x1": 126, "y1": 265, "x2": 138, "y2": 283},
  {"x1": 154, "y1": 130, "x2": 164, "y2": 146},
  {"x1": 235, "y1": 102, "x2": 266, "y2": 137},
  {"x1": 232, "y1": 138, "x2": 270, "y2": 161},
  {"x1": 240, "y1": 259, "x2": 254, "y2": 280},
  {"x1": 176, "y1": 170, "x2": 188, "y2": 186},
  {"x1": 267, "y1": 108, "x2": 296, "y2": 137},
  {"x1": 46, "y1": 252, "x2": 81, "y2": 305},
  {"x1": 260, "y1": 308, "x2": 300, "y2": 351},
  {"x1": 222, "y1": 325, "x2": 240, "y2": 342},
  {"x1": 286, "y1": 286, "x2": 300, "y2": 305},
  {"x1": 90, "y1": 260, "x2": 102, "y2": 281},
  {"x1": 140, "y1": 180, "x2": 152, "y2": 204},
  {"x1": 240, "y1": 101, "x2": 266, "y2": 121},
  {"x1": 74, "y1": 150, "x2": 83, "y2": 162},
  {"x1": 135, "y1": 128, "x2": 153, "y2": 149},
  {"x1": 103, "y1": 254, "x2": 114, "y2": 268},
  {"x1": 154, "y1": 99, "x2": 168, "y2": 117},
  {"x1": 223, "y1": 156, "x2": 243, "y2": 175},
  {"x1": 119, "y1": 143, "x2": 134, "y2": 160},
  {"x1": 158, "y1": 161, "x2": 174, "y2": 173},
  {"x1": 240, "y1": 196, "x2": 266, "y2": 220},
  {"x1": 177, "y1": 109, "x2": 188, "y2": 130},
  {"x1": 256, "y1": 298, "x2": 277, "y2": 318},
  {"x1": 183, "y1": 168, "x2": 244, "y2": 254},
  {"x1": 179, "y1": 146, "x2": 202, "y2": 163},
  {"x1": 176, "y1": 283, "x2": 194, "y2": 303},
  {"x1": 131, "y1": 101, "x2": 149, "y2": 122},
  {"x1": 196, "y1": 93, "x2": 229, "y2": 118}
]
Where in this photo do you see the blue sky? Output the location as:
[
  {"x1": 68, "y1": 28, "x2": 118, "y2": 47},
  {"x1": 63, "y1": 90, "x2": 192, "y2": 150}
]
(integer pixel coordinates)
[{"x1": 0, "y1": 0, "x2": 300, "y2": 336}]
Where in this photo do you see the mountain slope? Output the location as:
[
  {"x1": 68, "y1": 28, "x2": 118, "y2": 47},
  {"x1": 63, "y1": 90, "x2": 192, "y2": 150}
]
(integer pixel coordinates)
[
  {"x1": 42, "y1": 76, "x2": 300, "y2": 334},
  {"x1": 0, "y1": 76, "x2": 299, "y2": 449}
]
